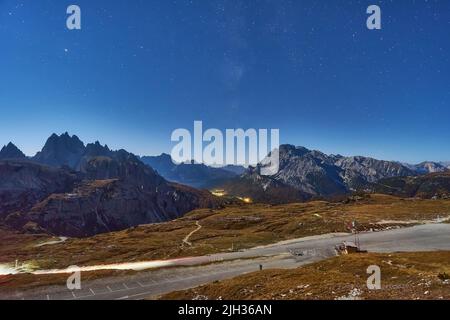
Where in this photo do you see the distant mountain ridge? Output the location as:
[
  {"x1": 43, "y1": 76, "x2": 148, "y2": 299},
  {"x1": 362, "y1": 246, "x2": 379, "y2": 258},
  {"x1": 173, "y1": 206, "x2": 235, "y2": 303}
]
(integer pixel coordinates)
[
  {"x1": 2, "y1": 135, "x2": 450, "y2": 205},
  {"x1": 442, "y1": 161, "x2": 450, "y2": 169},
  {"x1": 219, "y1": 144, "x2": 447, "y2": 202},
  {"x1": 402, "y1": 161, "x2": 449, "y2": 174},
  {"x1": 2, "y1": 136, "x2": 448, "y2": 176},
  {"x1": 141, "y1": 154, "x2": 243, "y2": 189},
  {"x1": 371, "y1": 171, "x2": 450, "y2": 199}
]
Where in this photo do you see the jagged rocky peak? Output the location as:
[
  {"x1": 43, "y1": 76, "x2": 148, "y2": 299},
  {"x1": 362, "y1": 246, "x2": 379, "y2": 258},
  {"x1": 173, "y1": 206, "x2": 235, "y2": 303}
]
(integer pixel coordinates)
[
  {"x1": 84, "y1": 140, "x2": 111, "y2": 157},
  {"x1": 0, "y1": 142, "x2": 26, "y2": 160},
  {"x1": 279, "y1": 144, "x2": 310, "y2": 157},
  {"x1": 236, "y1": 144, "x2": 419, "y2": 198},
  {"x1": 46, "y1": 132, "x2": 84, "y2": 149},
  {"x1": 33, "y1": 132, "x2": 86, "y2": 168}
]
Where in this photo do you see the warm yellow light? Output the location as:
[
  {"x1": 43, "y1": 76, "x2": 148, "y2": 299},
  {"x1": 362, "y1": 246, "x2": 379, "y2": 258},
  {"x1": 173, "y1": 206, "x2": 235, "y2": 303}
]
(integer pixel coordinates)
[
  {"x1": 242, "y1": 197, "x2": 252, "y2": 203},
  {"x1": 211, "y1": 190, "x2": 227, "y2": 197}
]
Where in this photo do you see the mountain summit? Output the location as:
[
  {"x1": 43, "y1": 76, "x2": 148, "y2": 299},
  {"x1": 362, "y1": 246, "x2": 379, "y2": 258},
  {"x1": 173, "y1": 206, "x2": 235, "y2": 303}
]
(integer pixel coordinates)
[
  {"x1": 31, "y1": 133, "x2": 116, "y2": 170},
  {"x1": 0, "y1": 142, "x2": 26, "y2": 160},
  {"x1": 33, "y1": 132, "x2": 85, "y2": 168}
]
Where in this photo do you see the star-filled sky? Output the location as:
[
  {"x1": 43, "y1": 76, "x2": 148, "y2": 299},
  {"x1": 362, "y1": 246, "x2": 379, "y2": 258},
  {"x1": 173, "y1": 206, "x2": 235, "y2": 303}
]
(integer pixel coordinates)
[{"x1": 0, "y1": 0, "x2": 449, "y2": 163}]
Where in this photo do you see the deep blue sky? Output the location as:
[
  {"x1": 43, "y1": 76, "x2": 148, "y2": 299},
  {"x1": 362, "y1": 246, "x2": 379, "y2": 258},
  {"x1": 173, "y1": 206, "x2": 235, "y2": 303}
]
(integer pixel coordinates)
[{"x1": 0, "y1": 0, "x2": 449, "y2": 163}]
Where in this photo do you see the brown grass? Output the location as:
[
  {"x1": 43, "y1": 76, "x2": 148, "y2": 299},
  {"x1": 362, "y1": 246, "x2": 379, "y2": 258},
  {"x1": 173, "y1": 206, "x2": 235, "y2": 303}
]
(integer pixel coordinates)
[
  {"x1": 1, "y1": 194, "x2": 450, "y2": 271},
  {"x1": 161, "y1": 251, "x2": 450, "y2": 300}
]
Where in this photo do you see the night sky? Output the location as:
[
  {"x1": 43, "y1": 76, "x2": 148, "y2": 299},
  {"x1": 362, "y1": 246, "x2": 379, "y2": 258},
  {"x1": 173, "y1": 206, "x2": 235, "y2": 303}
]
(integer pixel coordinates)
[{"x1": 0, "y1": 0, "x2": 449, "y2": 163}]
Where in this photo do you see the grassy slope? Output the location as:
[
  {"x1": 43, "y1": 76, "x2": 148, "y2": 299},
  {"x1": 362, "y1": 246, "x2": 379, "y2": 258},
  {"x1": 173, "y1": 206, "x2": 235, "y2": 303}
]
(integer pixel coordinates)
[
  {"x1": 1, "y1": 194, "x2": 450, "y2": 271},
  {"x1": 161, "y1": 251, "x2": 450, "y2": 300},
  {"x1": 374, "y1": 171, "x2": 450, "y2": 198}
]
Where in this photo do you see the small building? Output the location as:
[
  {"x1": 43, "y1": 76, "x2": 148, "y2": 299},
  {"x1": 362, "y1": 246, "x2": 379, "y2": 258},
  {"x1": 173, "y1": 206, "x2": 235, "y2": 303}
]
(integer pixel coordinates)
[
  {"x1": 342, "y1": 241, "x2": 359, "y2": 254},
  {"x1": 336, "y1": 241, "x2": 364, "y2": 255}
]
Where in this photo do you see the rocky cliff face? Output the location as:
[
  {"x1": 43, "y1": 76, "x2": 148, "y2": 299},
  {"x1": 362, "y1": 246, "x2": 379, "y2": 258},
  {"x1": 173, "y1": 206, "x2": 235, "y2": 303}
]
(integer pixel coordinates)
[
  {"x1": 271, "y1": 145, "x2": 347, "y2": 196},
  {"x1": 224, "y1": 145, "x2": 419, "y2": 199},
  {"x1": 11, "y1": 179, "x2": 215, "y2": 237},
  {"x1": 3, "y1": 156, "x2": 227, "y2": 237},
  {"x1": 0, "y1": 161, "x2": 79, "y2": 219},
  {"x1": 81, "y1": 152, "x2": 166, "y2": 187},
  {"x1": 335, "y1": 156, "x2": 415, "y2": 190}
]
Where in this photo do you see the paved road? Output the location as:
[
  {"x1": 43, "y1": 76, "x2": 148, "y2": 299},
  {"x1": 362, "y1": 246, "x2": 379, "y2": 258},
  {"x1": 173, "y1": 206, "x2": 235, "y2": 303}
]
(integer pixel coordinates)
[{"x1": 4, "y1": 223, "x2": 450, "y2": 300}]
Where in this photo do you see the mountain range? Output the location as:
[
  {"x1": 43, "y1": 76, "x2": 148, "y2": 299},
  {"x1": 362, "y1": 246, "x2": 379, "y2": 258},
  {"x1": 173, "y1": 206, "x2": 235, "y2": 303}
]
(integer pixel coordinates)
[
  {"x1": 1, "y1": 134, "x2": 448, "y2": 183},
  {"x1": 1, "y1": 135, "x2": 245, "y2": 190},
  {"x1": 0, "y1": 133, "x2": 229, "y2": 237},
  {"x1": 218, "y1": 145, "x2": 450, "y2": 203},
  {"x1": 1, "y1": 133, "x2": 450, "y2": 235},
  {"x1": 140, "y1": 154, "x2": 244, "y2": 189}
]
